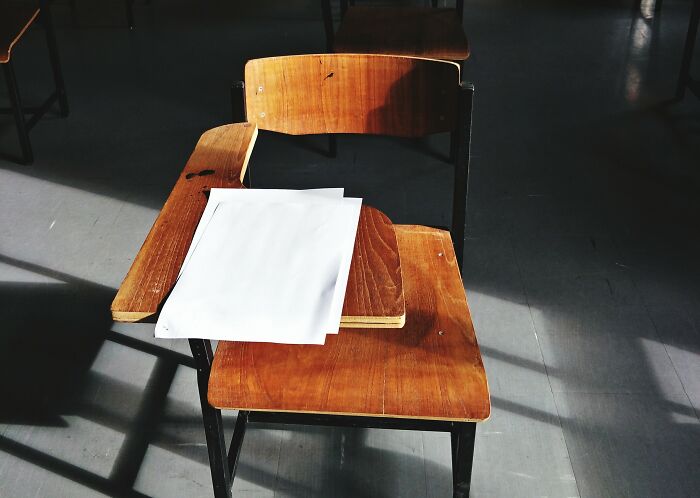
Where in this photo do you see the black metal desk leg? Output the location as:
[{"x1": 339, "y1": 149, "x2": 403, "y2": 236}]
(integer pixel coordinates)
[
  {"x1": 189, "y1": 339, "x2": 232, "y2": 498},
  {"x1": 2, "y1": 62, "x2": 33, "y2": 164},
  {"x1": 451, "y1": 422, "x2": 476, "y2": 498},
  {"x1": 41, "y1": 6, "x2": 69, "y2": 117}
]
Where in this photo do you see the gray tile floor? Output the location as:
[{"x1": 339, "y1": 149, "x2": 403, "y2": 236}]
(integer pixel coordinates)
[{"x1": 1, "y1": 0, "x2": 699, "y2": 496}]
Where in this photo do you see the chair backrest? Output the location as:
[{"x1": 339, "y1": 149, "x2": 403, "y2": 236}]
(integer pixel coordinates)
[{"x1": 243, "y1": 54, "x2": 460, "y2": 138}]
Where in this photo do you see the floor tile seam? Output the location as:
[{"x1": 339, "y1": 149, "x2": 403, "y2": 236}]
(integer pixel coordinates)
[
  {"x1": 508, "y1": 236, "x2": 583, "y2": 498},
  {"x1": 271, "y1": 422, "x2": 284, "y2": 494},
  {"x1": 519, "y1": 269, "x2": 634, "y2": 284},
  {"x1": 643, "y1": 304, "x2": 700, "y2": 422},
  {"x1": 419, "y1": 432, "x2": 429, "y2": 498},
  {"x1": 547, "y1": 389, "x2": 696, "y2": 398}
]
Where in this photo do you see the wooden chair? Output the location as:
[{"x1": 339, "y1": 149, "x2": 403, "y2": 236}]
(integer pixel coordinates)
[
  {"x1": 231, "y1": 53, "x2": 474, "y2": 271},
  {"x1": 111, "y1": 122, "x2": 490, "y2": 498},
  {"x1": 1, "y1": 1, "x2": 69, "y2": 164},
  {"x1": 322, "y1": 1, "x2": 469, "y2": 63}
]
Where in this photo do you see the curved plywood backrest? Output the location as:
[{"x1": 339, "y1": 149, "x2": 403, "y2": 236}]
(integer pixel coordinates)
[{"x1": 244, "y1": 54, "x2": 460, "y2": 137}]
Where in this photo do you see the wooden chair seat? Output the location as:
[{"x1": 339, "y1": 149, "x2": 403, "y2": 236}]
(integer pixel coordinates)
[
  {"x1": 0, "y1": 5, "x2": 40, "y2": 64},
  {"x1": 208, "y1": 225, "x2": 490, "y2": 422},
  {"x1": 333, "y1": 7, "x2": 470, "y2": 62}
]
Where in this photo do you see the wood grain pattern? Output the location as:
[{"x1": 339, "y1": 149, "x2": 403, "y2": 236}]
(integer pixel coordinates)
[
  {"x1": 342, "y1": 206, "x2": 405, "y2": 327},
  {"x1": 0, "y1": 5, "x2": 40, "y2": 64},
  {"x1": 111, "y1": 123, "x2": 258, "y2": 322},
  {"x1": 111, "y1": 123, "x2": 405, "y2": 326},
  {"x1": 244, "y1": 54, "x2": 460, "y2": 137},
  {"x1": 334, "y1": 7, "x2": 470, "y2": 62},
  {"x1": 208, "y1": 225, "x2": 490, "y2": 422}
]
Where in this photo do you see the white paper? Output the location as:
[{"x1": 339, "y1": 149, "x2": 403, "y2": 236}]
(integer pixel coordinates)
[
  {"x1": 180, "y1": 188, "x2": 345, "y2": 277},
  {"x1": 324, "y1": 197, "x2": 361, "y2": 334},
  {"x1": 155, "y1": 190, "x2": 361, "y2": 344}
]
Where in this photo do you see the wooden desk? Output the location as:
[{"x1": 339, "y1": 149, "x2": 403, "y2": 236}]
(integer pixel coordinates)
[
  {"x1": 111, "y1": 124, "x2": 489, "y2": 498},
  {"x1": 111, "y1": 124, "x2": 405, "y2": 327}
]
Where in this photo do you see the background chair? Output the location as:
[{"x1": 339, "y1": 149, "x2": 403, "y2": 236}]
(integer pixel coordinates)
[
  {"x1": 232, "y1": 53, "x2": 474, "y2": 271},
  {"x1": 321, "y1": 0, "x2": 469, "y2": 158},
  {"x1": 321, "y1": 0, "x2": 469, "y2": 63},
  {"x1": 1, "y1": 0, "x2": 69, "y2": 164}
]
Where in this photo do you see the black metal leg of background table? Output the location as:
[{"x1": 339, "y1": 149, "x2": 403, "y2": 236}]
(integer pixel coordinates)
[
  {"x1": 675, "y1": 0, "x2": 700, "y2": 100},
  {"x1": 126, "y1": 0, "x2": 135, "y2": 30},
  {"x1": 2, "y1": 62, "x2": 33, "y2": 164},
  {"x1": 451, "y1": 422, "x2": 476, "y2": 498},
  {"x1": 41, "y1": 5, "x2": 69, "y2": 116}
]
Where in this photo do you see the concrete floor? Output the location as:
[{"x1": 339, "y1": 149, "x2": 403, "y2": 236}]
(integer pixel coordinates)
[{"x1": 1, "y1": 0, "x2": 699, "y2": 496}]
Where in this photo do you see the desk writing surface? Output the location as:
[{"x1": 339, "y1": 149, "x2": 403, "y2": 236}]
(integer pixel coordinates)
[
  {"x1": 208, "y1": 225, "x2": 490, "y2": 422},
  {"x1": 110, "y1": 123, "x2": 405, "y2": 327}
]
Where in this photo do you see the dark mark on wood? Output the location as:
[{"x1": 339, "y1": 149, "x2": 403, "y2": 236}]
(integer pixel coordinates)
[
  {"x1": 324, "y1": 72, "x2": 334, "y2": 80},
  {"x1": 185, "y1": 169, "x2": 215, "y2": 180}
]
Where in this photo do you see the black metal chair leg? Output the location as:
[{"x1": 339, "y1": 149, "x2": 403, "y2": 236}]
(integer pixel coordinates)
[
  {"x1": 227, "y1": 411, "x2": 249, "y2": 479},
  {"x1": 2, "y1": 62, "x2": 33, "y2": 164},
  {"x1": 41, "y1": 5, "x2": 69, "y2": 117},
  {"x1": 189, "y1": 339, "x2": 232, "y2": 498},
  {"x1": 451, "y1": 422, "x2": 476, "y2": 498}
]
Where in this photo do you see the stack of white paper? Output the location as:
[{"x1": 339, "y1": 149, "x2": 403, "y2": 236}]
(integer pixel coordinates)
[{"x1": 155, "y1": 188, "x2": 362, "y2": 345}]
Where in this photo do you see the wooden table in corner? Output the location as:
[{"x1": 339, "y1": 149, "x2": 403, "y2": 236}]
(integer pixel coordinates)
[{"x1": 111, "y1": 123, "x2": 490, "y2": 498}]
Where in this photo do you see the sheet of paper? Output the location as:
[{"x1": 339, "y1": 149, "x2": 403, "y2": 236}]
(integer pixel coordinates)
[
  {"x1": 180, "y1": 188, "x2": 344, "y2": 277},
  {"x1": 324, "y1": 197, "x2": 362, "y2": 334},
  {"x1": 155, "y1": 192, "x2": 361, "y2": 344}
]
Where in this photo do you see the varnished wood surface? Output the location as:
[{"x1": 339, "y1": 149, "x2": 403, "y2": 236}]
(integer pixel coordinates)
[
  {"x1": 111, "y1": 123, "x2": 258, "y2": 322},
  {"x1": 342, "y1": 206, "x2": 405, "y2": 327},
  {"x1": 245, "y1": 54, "x2": 460, "y2": 137},
  {"x1": 209, "y1": 225, "x2": 490, "y2": 422},
  {"x1": 111, "y1": 123, "x2": 406, "y2": 327},
  {"x1": 0, "y1": 5, "x2": 39, "y2": 64},
  {"x1": 334, "y1": 7, "x2": 470, "y2": 62}
]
